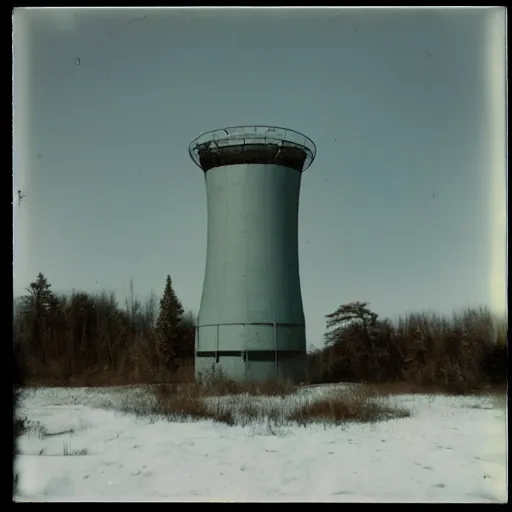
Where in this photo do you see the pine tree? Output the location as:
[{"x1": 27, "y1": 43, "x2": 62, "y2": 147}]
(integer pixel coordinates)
[
  {"x1": 155, "y1": 275, "x2": 185, "y2": 368},
  {"x1": 21, "y1": 273, "x2": 54, "y2": 315},
  {"x1": 19, "y1": 273, "x2": 55, "y2": 366},
  {"x1": 324, "y1": 301, "x2": 378, "y2": 349}
]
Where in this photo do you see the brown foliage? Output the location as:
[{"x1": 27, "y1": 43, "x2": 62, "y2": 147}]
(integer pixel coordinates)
[
  {"x1": 290, "y1": 388, "x2": 410, "y2": 426},
  {"x1": 141, "y1": 378, "x2": 410, "y2": 428},
  {"x1": 13, "y1": 274, "x2": 196, "y2": 387},
  {"x1": 310, "y1": 303, "x2": 506, "y2": 392}
]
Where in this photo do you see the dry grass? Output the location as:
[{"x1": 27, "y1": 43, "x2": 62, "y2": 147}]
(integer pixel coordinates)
[
  {"x1": 196, "y1": 370, "x2": 296, "y2": 397},
  {"x1": 359, "y1": 381, "x2": 474, "y2": 397},
  {"x1": 290, "y1": 388, "x2": 410, "y2": 426},
  {"x1": 14, "y1": 417, "x2": 29, "y2": 438},
  {"x1": 62, "y1": 441, "x2": 88, "y2": 456},
  {"x1": 357, "y1": 380, "x2": 508, "y2": 398},
  {"x1": 145, "y1": 376, "x2": 295, "y2": 426},
  {"x1": 14, "y1": 417, "x2": 47, "y2": 439},
  {"x1": 138, "y1": 378, "x2": 411, "y2": 428},
  {"x1": 150, "y1": 383, "x2": 219, "y2": 422}
]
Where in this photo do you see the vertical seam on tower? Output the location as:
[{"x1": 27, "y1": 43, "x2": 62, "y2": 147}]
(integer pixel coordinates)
[
  {"x1": 263, "y1": 164, "x2": 277, "y2": 378},
  {"x1": 222, "y1": 167, "x2": 228, "y2": 326},
  {"x1": 244, "y1": 163, "x2": 249, "y2": 362},
  {"x1": 244, "y1": 163, "x2": 249, "y2": 380},
  {"x1": 219, "y1": 167, "x2": 228, "y2": 357}
]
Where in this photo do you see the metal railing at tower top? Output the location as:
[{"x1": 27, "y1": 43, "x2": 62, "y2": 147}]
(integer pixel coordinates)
[{"x1": 188, "y1": 125, "x2": 317, "y2": 172}]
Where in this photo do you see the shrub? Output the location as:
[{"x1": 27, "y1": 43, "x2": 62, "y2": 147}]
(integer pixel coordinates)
[
  {"x1": 290, "y1": 388, "x2": 410, "y2": 426},
  {"x1": 315, "y1": 304, "x2": 506, "y2": 390},
  {"x1": 143, "y1": 379, "x2": 410, "y2": 428}
]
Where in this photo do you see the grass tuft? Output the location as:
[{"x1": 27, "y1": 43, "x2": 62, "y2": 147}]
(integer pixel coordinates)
[
  {"x1": 290, "y1": 388, "x2": 410, "y2": 426},
  {"x1": 133, "y1": 377, "x2": 411, "y2": 428},
  {"x1": 14, "y1": 417, "x2": 47, "y2": 439},
  {"x1": 62, "y1": 440, "x2": 88, "y2": 456},
  {"x1": 197, "y1": 368, "x2": 296, "y2": 397}
]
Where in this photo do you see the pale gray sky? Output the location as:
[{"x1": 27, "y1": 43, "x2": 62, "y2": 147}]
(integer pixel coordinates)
[{"x1": 13, "y1": 7, "x2": 507, "y2": 347}]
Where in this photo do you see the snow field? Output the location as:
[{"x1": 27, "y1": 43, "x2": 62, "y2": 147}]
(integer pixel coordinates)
[{"x1": 14, "y1": 385, "x2": 507, "y2": 502}]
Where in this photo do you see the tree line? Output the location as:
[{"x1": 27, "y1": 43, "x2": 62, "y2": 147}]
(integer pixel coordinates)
[
  {"x1": 13, "y1": 274, "x2": 506, "y2": 390},
  {"x1": 307, "y1": 301, "x2": 507, "y2": 391},
  {"x1": 13, "y1": 273, "x2": 195, "y2": 386}
]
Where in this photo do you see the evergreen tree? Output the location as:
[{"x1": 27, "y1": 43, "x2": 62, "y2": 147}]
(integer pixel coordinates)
[
  {"x1": 155, "y1": 275, "x2": 185, "y2": 368},
  {"x1": 20, "y1": 273, "x2": 54, "y2": 315},
  {"x1": 325, "y1": 301, "x2": 378, "y2": 349},
  {"x1": 19, "y1": 273, "x2": 55, "y2": 366}
]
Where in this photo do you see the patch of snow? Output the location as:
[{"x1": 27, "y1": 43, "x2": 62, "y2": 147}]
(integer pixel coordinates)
[{"x1": 14, "y1": 386, "x2": 507, "y2": 502}]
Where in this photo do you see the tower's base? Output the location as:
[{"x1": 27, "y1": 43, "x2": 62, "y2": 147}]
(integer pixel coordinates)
[{"x1": 195, "y1": 351, "x2": 306, "y2": 384}]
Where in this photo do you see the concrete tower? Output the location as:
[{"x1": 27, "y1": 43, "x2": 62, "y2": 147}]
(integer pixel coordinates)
[{"x1": 189, "y1": 126, "x2": 317, "y2": 383}]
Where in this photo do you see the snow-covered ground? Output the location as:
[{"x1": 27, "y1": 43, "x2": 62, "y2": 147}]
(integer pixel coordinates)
[{"x1": 14, "y1": 385, "x2": 507, "y2": 503}]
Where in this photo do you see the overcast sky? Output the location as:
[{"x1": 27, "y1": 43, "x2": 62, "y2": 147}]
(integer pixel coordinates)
[{"x1": 13, "y1": 7, "x2": 506, "y2": 347}]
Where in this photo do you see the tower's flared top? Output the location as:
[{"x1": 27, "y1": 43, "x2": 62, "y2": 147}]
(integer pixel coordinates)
[{"x1": 189, "y1": 125, "x2": 317, "y2": 173}]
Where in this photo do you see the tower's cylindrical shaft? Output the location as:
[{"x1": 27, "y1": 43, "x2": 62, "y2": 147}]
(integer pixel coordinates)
[
  {"x1": 197, "y1": 163, "x2": 305, "y2": 382},
  {"x1": 189, "y1": 126, "x2": 316, "y2": 383}
]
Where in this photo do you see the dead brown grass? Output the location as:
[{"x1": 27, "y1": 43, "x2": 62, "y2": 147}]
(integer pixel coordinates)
[
  {"x1": 197, "y1": 372, "x2": 295, "y2": 397},
  {"x1": 358, "y1": 380, "x2": 508, "y2": 398},
  {"x1": 143, "y1": 378, "x2": 411, "y2": 428},
  {"x1": 150, "y1": 383, "x2": 224, "y2": 422},
  {"x1": 14, "y1": 417, "x2": 28, "y2": 438},
  {"x1": 290, "y1": 388, "x2": 411, "y2": 426},
  {"x1": 359, "y1": 381, "x2": 470, "y2": 397},
  {"x1": 146, "y1": 376, "x2": 295, "y2": 425}
]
